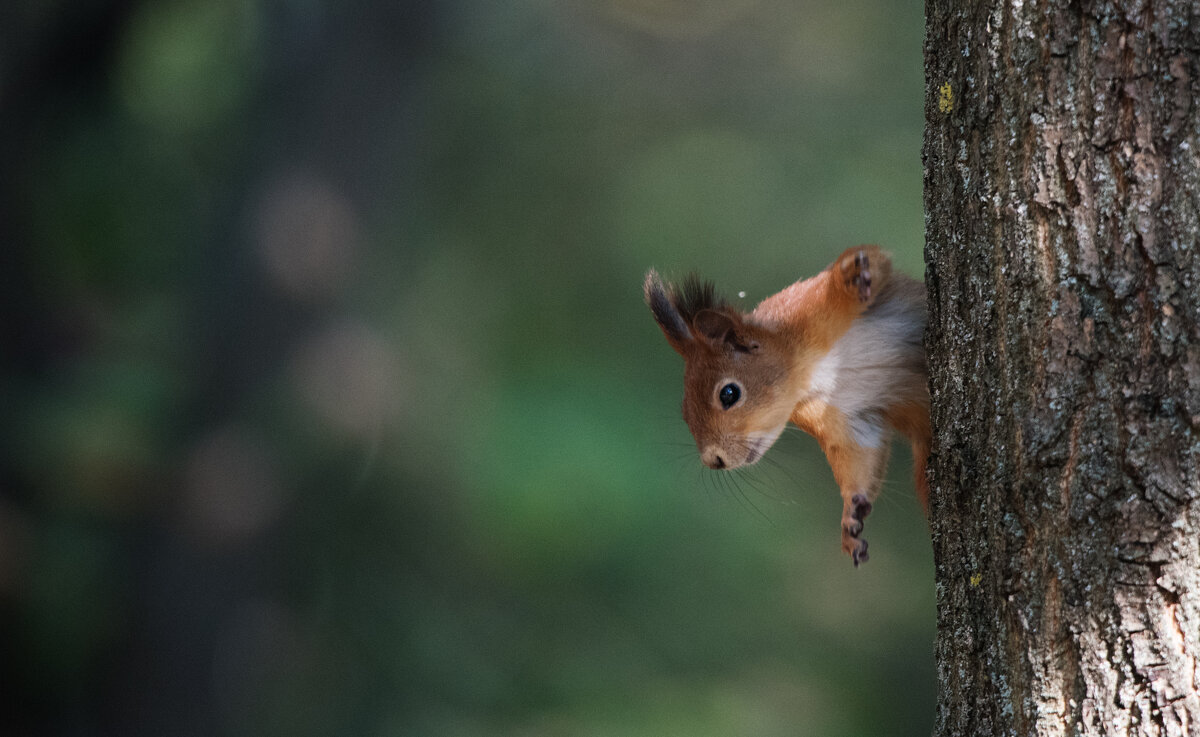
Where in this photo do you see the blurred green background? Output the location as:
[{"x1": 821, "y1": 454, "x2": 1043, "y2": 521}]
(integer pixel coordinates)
[{"x1": 0, "y1": 0, "x2": 931, "y2": 735}]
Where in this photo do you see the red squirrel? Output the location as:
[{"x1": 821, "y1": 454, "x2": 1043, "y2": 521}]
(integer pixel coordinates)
[{"x1": 644, "y1": 246, "x2": 929, "y2": 566}]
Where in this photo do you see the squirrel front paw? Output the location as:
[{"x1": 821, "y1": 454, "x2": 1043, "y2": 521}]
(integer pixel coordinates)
[
  {"x1": 852, "y1": 539, "x2": 869, "y2": 567},
  {"x1": 840, "y1": 532, "x2": 870, "y2": 567},
  {"x1": 841, "y1": 493, "x2": 874, "y2": 567}
]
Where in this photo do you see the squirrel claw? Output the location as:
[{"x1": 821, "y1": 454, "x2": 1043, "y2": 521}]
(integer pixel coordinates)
[
  {"x1": 841, "y1": 248, "x2": 873, "y2": 303},
  {"x1": 842, "y1": 493, "x2": 874, "y2": 563},
  {"x1": 853, "y1": 250, "x2": 872, "y2": 302},
  {"x1": 852, "y1": 539, "x2": 869, "y2": 567}
]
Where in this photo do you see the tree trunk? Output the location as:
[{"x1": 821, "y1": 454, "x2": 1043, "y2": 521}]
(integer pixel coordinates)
[{"x1": 923, "y1": 2, "x2": 1200, "y2": 735}]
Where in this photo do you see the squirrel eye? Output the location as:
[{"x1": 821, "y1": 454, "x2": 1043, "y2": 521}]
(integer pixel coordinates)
[{"x1": 718, "y1": 383, "x2": 741, "y2": 409}]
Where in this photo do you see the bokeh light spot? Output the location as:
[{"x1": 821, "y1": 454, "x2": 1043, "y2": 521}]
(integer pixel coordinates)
[
  {"x1": 291, "y1": 322, "x2": 401, "y2": 438},
  {"x1": 183, "y1": 425, "x2": 284, "y2": 547},
  {"x1": 254, "y1": 172, "x2": 360, "y2": 302},
  {"x1": 118, "y1": 0, "x2": 260, "y2": 132}
]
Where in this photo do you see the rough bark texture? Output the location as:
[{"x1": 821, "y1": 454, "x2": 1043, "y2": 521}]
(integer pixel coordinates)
[{"x1": 924, "y1": 1, "x2": 1200, "y2": 735}]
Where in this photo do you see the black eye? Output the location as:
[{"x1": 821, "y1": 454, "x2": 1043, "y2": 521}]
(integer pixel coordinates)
[{"x1": 718, "y1": 383, "x2": 741, "y2": 409}]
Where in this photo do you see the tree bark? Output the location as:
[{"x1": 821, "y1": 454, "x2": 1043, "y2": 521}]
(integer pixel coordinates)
[{"x1": 924, "y1": 1, "x2": 1200, "y2": 735}]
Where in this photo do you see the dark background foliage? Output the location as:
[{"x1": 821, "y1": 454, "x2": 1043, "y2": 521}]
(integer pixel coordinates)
[{"x1": 1, "y1": 1, "x2": 932, "y2": 735}]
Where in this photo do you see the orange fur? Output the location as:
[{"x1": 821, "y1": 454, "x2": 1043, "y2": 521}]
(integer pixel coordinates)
[{"x1": 645, "y1": 246, "x2": 930, "y2": 565}]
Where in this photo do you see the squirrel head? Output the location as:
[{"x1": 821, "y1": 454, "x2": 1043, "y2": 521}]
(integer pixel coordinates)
[{"x1": 644, "y1": 270, "x2": 796, "y2": 470}]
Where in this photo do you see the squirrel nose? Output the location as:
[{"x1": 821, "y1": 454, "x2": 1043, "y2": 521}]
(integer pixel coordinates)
[{"x1": 702, "y1": 448, "x2": 726, "y2": 470}]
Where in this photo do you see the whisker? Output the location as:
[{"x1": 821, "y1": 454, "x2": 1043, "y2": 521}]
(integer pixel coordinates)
[
  {"x1": 713, "y1": 470, "x2": 740, "y2": 512},
  {"x1": 734, "y1": 468, "x2": 801, "y2": 508},
  {"x1": 724, "y1": 470, "x2": 775, "y2": 525},
  {"x1": 735, "y1": 468, "x2": 793, "y2": 506},
  {"x1": 697, "y1": 465, "x2": 716, "y2": 503},
  {"x1": 755, "y1": 454, "x2": 809, "y2": 491}
]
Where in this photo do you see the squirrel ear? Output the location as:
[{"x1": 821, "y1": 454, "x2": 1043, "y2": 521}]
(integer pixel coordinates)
[
  {"x1": 644, "y1": 270, "x2": 693, "y2": 352},
  {"x1": 694, "y1": 309, "x2": 755, "y2": 353}
]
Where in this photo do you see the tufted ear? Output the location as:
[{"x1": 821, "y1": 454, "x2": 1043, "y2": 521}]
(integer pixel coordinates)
[
  {"x1": 644, "y1": 270, "x2": 693, "y2": 354},
  {"x1": 693, "y1": 309, "x2": 757, "y2": 353}
]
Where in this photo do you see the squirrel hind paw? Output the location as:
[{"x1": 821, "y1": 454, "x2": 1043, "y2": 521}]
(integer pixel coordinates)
[
  {"x1": 839, "y1": 248, "x2": 874, "y2": 303},
  {"x1": 854, "y1": 250, "x2": 872, "y2": 302}
]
